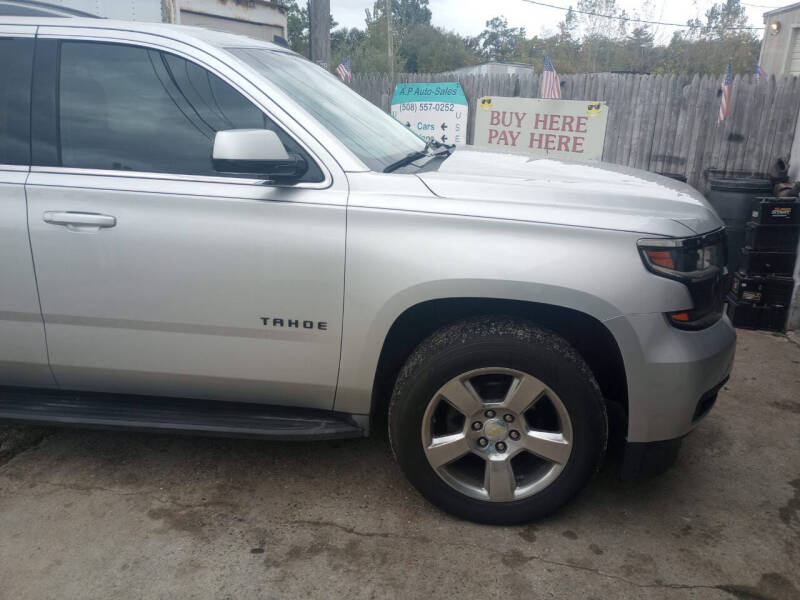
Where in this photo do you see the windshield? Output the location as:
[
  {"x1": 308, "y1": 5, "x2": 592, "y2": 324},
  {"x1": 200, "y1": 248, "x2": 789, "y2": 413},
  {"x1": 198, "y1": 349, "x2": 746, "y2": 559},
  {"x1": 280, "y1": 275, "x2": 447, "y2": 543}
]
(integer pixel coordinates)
[{"x1": 230, "y1": 48, "x2": 427, "y2": 172}]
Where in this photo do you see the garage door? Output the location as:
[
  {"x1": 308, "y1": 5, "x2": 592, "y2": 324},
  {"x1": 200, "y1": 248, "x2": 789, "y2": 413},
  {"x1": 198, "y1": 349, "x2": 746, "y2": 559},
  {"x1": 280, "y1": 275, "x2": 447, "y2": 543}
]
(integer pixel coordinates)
[{"x1": 179, "y1": 10, "x2": 283, "y2": 43}]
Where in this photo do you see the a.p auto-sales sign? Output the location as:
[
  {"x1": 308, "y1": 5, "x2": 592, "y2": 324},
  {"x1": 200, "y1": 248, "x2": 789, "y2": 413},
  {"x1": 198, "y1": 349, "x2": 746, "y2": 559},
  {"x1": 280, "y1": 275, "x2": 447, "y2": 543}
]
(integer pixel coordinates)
[
  {"x1": 474, "y1": 96, "x2": 608, "y2": 160},
  {"x1": 391, "y1": 83, "x2": 468, "y2": 146}
]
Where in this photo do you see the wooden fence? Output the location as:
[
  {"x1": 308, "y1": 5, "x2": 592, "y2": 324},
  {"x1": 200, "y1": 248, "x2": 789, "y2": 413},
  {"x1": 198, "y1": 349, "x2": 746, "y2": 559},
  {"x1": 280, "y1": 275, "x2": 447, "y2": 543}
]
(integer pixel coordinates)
[{"x1": 351, "y1": 72, "x2": 800, "y2": 188}]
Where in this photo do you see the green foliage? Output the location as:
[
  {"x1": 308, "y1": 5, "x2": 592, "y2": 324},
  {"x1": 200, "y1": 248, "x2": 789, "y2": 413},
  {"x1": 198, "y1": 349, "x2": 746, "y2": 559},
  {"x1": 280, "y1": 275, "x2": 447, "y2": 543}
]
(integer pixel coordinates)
[
  {"x1": 660, "y1": 32, "x2": 759, "y2": 76},
  {"x1": 281, "y1": 1, "x2": 338, "y2": 58},
  {"x1": 692, "y1": 0, "x2": 750, "y2": 40},
  {"x1": 283, "y1": 1, "x2": 309, "y2": 57},
  {"x1": 557, "y1": 8, "x2": 578, "y2": 42},
  {"x1": 292, "y1": 0, "x2": 760, "y2": 76},
  {"x1": 656, "y1": 0, "x2": 759, "y2": 75},
  {"x1": 575, "y1": 0, "x2": 629, "y2": 39},
  {"x1": 473, "y1": 16, "x2": 527, "y2": 62},
  {"x1": 366, "y1": 0, "x2": 432, "y2": 39},
  {"x1": 399, "y1": 25, "x2": 478, "y2": 73}
]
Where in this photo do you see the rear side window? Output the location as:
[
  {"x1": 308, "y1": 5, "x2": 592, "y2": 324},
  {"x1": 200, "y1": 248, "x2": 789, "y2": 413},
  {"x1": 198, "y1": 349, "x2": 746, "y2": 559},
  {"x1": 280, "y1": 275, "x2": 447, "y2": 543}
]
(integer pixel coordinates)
[
  {"x1": 57, "y1": 41, "x2": 322, "y2": 181},
  {"x1": 0, "y1": 37, "x2": 34, "y2": 165}
]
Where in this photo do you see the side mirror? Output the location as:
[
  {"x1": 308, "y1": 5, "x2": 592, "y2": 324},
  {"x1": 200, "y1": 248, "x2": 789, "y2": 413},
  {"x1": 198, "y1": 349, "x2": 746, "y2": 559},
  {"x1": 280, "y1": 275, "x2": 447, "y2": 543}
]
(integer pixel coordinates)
[{"x1": 212, "y1": 129, "x2": 307, "y2": 181}]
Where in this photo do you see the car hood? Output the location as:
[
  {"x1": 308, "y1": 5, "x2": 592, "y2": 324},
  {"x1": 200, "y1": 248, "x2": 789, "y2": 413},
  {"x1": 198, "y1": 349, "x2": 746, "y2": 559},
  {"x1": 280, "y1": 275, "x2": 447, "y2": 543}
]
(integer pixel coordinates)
[{"x1": 416, "y1": 149, "x2": 722, "y2": 237}]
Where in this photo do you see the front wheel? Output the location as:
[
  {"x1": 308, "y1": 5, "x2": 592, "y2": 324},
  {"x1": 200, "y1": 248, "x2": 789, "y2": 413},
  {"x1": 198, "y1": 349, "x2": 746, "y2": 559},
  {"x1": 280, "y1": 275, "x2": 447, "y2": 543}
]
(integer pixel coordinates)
[{"x1": 388, "y1": 316, "x2": 607, "y2": 524}]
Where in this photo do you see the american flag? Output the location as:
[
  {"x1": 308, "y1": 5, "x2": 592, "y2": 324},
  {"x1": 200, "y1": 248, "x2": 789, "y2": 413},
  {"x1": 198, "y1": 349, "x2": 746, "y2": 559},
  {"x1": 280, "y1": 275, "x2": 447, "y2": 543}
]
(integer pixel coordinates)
[
  {"x1": 754, "y1": 63, "x2": 766, "y2": 82},
  {"x1": 336, "y1": 57, "x2": 352, "y2": 82},
  {"x1": 541, "y1": 54, "x2": 561, "y2": 99},
  {"x1": 717, "y1": 62, "x2": 732, "y2": 126}
]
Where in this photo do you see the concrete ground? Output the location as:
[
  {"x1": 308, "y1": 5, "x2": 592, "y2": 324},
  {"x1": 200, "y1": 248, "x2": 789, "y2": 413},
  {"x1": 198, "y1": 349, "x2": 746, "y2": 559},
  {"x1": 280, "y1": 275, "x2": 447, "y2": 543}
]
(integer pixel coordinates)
[{"x1": 0, "y1": 329, "x2": 799, "y2": 600}]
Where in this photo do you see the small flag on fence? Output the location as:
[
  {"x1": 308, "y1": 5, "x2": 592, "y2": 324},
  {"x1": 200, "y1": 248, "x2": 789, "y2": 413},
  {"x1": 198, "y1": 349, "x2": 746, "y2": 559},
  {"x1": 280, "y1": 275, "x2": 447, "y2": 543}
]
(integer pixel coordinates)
[
  {"x1": 336, "y1": 57, "x2": 352, "y2": 82},
  {"x1": 541, "y1": 54, "x2": 561, "y2": 100},
  {"x1": 754, "y1": 63, "x2": 766, "y2": 82},
  {"x1": 717, "y1": 62, "x2": 732, "y2": 126}
]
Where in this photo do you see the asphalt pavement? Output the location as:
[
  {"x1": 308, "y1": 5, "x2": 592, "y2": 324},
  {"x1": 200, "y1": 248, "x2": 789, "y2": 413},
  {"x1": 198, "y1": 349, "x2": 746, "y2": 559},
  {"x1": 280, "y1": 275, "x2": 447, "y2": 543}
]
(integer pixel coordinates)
[{"x1": 0, "y1": 329, "x2": 798, "y2": 599}]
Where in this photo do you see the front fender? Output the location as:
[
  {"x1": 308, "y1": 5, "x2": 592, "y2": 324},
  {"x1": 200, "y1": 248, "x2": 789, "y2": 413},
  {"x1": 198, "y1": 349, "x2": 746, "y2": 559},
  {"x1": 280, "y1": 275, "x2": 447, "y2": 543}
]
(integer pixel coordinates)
[
  {"x1": 333, "y1": 280, "x2": 622, "y2": 416},
  {"x1": 334, "y1": 206, "x2": 692, "y2": 416}
]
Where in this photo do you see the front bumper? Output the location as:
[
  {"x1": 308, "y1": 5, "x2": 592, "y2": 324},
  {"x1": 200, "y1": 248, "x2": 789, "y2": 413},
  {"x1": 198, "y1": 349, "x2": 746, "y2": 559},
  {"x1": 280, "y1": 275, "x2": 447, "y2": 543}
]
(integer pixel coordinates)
[
  {"x1": 620, "y1": 437, "x2": 684, "y2": 480},
  {"x1": 619, "y1": 376, "x2": 728, "y2": 480},
  {"x1": 604, "y1": 311, "x2": 736, "y2": 444}
]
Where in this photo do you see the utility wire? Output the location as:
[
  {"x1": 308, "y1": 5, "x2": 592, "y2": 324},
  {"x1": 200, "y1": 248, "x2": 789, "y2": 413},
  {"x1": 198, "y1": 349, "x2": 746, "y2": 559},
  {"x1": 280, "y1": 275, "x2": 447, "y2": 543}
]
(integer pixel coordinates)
[{"x1": 520, "y1": 0, "x2": 765, "y2": 30}]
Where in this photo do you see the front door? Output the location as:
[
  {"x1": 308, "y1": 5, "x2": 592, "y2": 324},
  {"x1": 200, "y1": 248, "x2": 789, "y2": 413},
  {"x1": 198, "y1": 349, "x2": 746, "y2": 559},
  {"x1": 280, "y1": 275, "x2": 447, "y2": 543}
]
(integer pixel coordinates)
[
  {"x1": 0, "y1": 29, "x2": 55, "y2": 388},
  {"x1": 25, "y1": 38, "x2": 346, "y2": 409}
]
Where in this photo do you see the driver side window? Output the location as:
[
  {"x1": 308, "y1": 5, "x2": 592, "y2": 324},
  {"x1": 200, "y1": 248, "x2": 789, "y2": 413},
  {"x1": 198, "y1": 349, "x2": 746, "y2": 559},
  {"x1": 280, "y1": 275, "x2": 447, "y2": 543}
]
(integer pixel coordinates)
[{"x1": 58, "y1": 41, "x2": 323, "y2": 182}]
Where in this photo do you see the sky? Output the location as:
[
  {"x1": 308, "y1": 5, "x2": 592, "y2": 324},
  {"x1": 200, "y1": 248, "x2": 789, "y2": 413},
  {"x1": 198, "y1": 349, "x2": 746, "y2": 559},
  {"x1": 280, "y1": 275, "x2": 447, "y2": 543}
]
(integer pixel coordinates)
[{"x1": 329, "y1": 0, "x2": 773, "y2": 44}]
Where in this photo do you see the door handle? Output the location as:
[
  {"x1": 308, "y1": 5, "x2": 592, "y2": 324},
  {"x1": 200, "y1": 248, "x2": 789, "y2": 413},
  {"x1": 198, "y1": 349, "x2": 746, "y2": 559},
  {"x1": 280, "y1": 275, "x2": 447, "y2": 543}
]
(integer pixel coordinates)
[{"x1": 43, "y1": 211, "x2": 117, "y2": 231}]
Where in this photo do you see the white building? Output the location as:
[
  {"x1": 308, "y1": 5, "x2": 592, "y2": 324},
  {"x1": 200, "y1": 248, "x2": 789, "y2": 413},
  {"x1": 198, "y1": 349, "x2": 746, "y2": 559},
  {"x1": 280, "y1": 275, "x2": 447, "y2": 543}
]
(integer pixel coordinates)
[
  {"x1": 759, "y1": 2, "x2": 800, "y2": 76},
  {"x1": 448, "y1": 62, "x2": 536, "y2": 77},
  {"x1": 0, "y1": 0, "x2": 288, "y2": 42}
]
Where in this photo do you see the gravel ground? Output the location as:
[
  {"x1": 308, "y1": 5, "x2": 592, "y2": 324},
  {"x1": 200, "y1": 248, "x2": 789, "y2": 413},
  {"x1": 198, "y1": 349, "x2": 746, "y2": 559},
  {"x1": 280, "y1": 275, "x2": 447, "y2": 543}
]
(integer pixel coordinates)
[{"x1": 0, "y1": 328, "x2": 798, "y2": 599}]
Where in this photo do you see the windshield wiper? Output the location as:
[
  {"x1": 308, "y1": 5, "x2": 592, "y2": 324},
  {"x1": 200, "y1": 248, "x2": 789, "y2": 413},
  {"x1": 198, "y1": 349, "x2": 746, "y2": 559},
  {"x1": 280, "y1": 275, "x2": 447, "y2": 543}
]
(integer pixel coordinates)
[
  {"x1": 383, "y1": 139, "x2": 454, "y2": 173},
  {"x1": 383, "y1": 149, "x2": 429, "y2": 173}
]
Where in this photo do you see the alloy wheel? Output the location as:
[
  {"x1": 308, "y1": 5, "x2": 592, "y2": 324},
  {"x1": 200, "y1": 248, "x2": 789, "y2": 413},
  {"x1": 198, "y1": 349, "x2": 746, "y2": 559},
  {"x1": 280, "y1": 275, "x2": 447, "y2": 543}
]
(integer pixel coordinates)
[{"x1": 421, "y1": 367, "x2": 573, "y2": 502}]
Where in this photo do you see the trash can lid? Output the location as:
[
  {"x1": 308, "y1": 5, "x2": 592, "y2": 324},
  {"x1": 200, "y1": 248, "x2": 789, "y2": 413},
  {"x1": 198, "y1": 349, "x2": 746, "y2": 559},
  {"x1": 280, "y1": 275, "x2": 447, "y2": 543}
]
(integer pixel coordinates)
[{"x1": 709, "y1": 177, "x2": 773, "y2": 192}]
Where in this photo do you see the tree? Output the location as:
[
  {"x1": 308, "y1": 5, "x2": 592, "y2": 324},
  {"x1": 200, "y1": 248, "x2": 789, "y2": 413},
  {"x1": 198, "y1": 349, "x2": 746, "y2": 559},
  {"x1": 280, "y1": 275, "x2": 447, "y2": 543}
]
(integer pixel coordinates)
[
  {"x1": 665, "y1": 0, "x2": 758, "y2": 75},
  {"x1": 398, "y1": 25, "x2": 476, "y2": 72},
  {"x1": 662, "y1": 31, "x2": 759, "y2": 76},
  {"x1": 624, "y1": 27, "x2": 656, "y2": 73},
  {"x1": 331, "y1": 27, "x2": 367, "y2": 59},
  {"x1": 576, "y1": 0, "x2": 628, "y2": 39},
  {"x1": 395, "y1": 0, "x2": 432, "y2": 35},
  {"x1": 318, "y1": 0, "x2": 759, "y2": 76},
  {"x1": 557, "y1": 7, "x2": 578, "y2": 42},
  {"x1": 281, "y1": 1, "x2": 337, "y2": 57},
  {"x1": 366, "y1": 0, "x2": 432, "y2": 38},
  {"x1": 704, "y1": 0, "x2": 749, "y2": 40},
  {"x1": 283, "y1": 1, "x2": 309, "y2": 56},
  {"x1": 679, "y1": 0, "x2": 749, "y2": 41},
  {"x1": 474, "y1": 16, "x2": 526, "y2": 62}
]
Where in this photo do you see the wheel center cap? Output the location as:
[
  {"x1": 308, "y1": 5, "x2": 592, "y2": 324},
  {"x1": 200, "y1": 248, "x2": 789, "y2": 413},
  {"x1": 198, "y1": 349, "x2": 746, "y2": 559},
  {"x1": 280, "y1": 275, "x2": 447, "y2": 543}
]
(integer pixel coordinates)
[{"x1": 483, "y1": 418, "x2": 508, "y2": 442}]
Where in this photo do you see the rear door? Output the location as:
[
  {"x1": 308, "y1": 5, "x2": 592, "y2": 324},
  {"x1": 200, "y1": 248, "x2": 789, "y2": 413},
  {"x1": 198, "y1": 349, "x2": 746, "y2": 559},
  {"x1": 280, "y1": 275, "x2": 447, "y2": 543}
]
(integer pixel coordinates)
[
  {"x1": 25, "y1": 32, "x2": 347, "y2": 409},
  {"x1": 0, "y1": 26, "x2": 55, "y2": 388}
]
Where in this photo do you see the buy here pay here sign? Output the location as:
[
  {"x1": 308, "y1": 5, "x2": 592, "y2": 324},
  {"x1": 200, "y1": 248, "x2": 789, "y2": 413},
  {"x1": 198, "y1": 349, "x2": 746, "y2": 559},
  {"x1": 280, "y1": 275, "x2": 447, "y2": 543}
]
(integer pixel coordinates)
[{"x1": 474, "y1": 97, "x2": 609, "y2": 160}]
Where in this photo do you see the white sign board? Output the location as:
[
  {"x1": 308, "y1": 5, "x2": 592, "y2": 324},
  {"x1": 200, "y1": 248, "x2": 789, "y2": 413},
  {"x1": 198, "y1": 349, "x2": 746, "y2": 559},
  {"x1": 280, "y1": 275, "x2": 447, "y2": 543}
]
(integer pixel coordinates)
[
  {"x1": 391, "y1": 83, "x2": 468, "y2": 146},
  {"x1": 473, "y1": 96, "x2": 609, "y2": 160}
]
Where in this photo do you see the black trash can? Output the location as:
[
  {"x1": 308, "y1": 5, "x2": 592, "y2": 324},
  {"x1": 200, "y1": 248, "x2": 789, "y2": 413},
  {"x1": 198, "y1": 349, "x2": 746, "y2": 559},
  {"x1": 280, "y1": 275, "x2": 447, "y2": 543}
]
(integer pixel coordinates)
[{"x1": 706, "y1": 176, "x2": 773, "y2": 272}]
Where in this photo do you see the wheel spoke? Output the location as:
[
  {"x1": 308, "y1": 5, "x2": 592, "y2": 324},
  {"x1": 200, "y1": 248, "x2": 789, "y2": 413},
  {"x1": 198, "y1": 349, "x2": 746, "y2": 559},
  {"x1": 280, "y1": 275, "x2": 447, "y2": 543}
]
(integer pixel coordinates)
[
  {"x1": 425, "y1": 433, "x2": 470, "y2": 467},
  {"x1": 502, "y1": 374, "x2": 547, "y2": 415},
  {"x1": 484, "y1": 457, "x2": 516, "y2": 501},
  {"x1": 522, "y1": 430, "x2": 571, "y2": 465},
  {"x1": 438, "y1": 378, "x2": 483, "y2": 416}
]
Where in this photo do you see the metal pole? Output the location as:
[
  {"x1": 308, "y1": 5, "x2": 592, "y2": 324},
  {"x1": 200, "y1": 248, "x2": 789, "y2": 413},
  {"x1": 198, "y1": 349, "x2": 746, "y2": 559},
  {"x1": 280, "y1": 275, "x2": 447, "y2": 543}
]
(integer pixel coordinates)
[
  {"x1": 386, "y1": 0, "x2": 393, "y2": 79},
  {"x1": 310, "y1": 0, "x2": 331, "y2": 71}
]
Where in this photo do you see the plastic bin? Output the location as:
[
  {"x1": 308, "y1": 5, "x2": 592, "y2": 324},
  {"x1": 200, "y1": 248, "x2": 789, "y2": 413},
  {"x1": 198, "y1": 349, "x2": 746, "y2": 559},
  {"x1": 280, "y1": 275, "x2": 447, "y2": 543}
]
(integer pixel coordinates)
[
  {"x1": 744, "y1": 223, "x2": 800, "y2": 252},
  {"x1": 738, "y1": 248, "x2": 797, "y2": 276},
  {"x1": 751, "y1": 197, "x2": 800, "y2": 225},
  {"x1": 707, "y1": 176, "x2": 773, "y2": 272},
  {"x1": 726, "y1": 298, "x2": 788, "y2": 331},
  {"x1": 729, "y1": 273, "x2": 795, "y2": 305}
]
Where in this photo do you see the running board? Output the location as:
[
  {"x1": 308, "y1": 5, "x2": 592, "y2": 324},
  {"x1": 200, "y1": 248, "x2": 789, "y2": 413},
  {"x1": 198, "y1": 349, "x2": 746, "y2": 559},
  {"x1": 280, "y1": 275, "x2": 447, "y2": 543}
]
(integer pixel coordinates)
[{"x1": 0, "y1": 387, "x2": 364, "y2": 441}]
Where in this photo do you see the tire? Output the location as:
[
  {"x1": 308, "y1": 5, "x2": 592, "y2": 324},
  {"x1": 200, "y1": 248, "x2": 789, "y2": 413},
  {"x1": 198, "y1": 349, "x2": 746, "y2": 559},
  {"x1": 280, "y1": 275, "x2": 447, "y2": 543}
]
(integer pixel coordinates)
[{"x1": 388, "y1": 316, "x2": 607, "y2": 524}]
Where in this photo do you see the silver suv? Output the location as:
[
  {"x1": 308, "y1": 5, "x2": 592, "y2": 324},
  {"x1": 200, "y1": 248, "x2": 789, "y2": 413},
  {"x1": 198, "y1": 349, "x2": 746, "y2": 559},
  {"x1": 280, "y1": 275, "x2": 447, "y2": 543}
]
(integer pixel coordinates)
[{"x1": 0, "y1": 18, "x2": 736, "y2": 524}]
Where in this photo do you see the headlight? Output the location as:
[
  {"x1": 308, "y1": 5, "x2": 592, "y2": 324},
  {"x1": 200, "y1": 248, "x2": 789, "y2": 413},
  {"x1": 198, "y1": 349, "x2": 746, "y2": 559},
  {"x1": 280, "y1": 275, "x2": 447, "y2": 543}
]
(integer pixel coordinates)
[
  {"x1": 637, "y1": 229, "x2": 729, "y2": 329},
  {"x1": 637, "y1": 230, "x2": 726, "y2": 281}
]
